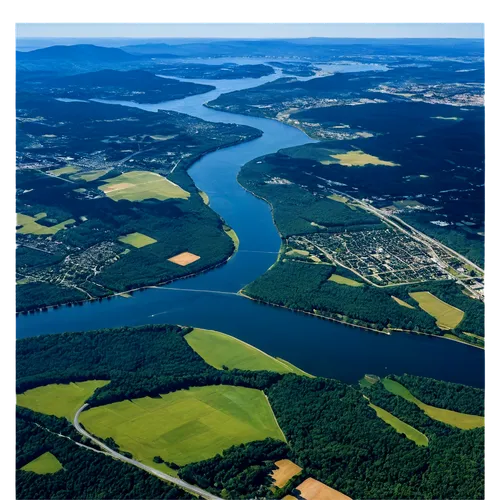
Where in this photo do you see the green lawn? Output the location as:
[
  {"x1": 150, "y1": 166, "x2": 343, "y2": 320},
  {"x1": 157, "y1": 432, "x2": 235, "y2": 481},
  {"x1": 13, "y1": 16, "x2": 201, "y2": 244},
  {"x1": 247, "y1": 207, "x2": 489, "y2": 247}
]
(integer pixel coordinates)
[
  {"x1": 118, "y1": 232, "x2": 157, "y2": 248},
  {"x1": 369, "y1": 403, "x2": 428, "y2": 446},
  {"x1": 99, "y1": 171, "x2": 190, "y2": 202},
  {"x1": 185, "y1": 328, "x2": 310, "y2": 375},
  {"x1": 382, "y1": 378, "x2": 484, "y2": 430},
  {"x1": 21, "y1": 452, "x2": 63, "y2": 474},
  {"x1": 409, "y1": 291, "x2": 464, "y2": 329},
  {"x1": 328, "y1": 273, "x2": 364, "y2": 287},
  {"x1": 79, "y1": 385, "x2": 285, "y2": 467},
  {"x1": 17, "y1": 380, "x2": 109, "y2": 421}
]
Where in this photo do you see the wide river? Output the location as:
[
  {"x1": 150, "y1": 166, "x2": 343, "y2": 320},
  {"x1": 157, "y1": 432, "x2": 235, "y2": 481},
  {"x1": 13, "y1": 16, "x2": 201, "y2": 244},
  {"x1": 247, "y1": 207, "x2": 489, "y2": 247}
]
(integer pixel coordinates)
[{"x1": 17, "y1": 65, "x2": 485, "y2": 387}]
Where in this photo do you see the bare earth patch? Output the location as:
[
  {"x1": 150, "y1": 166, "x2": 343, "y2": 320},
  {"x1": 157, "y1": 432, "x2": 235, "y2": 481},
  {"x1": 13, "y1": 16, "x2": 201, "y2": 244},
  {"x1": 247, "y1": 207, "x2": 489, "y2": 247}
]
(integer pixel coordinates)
[
  {"x1": 168, "y1": 251, "x2": 201, "y2": 266},
  {"x1": 271, "y1": 459, "x2": 302, "y2": 488},
  {"x1": 296, "y1": 478, "x2": 352, "y2": 500}
]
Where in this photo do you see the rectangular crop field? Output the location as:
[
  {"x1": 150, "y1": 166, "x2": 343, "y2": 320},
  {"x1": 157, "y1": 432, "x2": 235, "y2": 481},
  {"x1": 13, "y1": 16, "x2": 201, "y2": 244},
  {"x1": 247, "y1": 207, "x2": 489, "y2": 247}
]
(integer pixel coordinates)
[
  {"x1": 118, "y1": 232, "x2": 157, "y2": 248},
  {"x1": 168, "y1": 251, "x2": 200, "y2": 266},
  {"x1": 296, "y1": 477, "x2": 352, "y2": 500},
  {"x1": 185, "y1": 328, "x2": 310, "y2": 375},
  {"x1": 79, "y1": 385, "x2": 286, "y2": 467},
  {"x1": 17, "y1": 380, "x2": 109, "y2": 421},
  {"x1": 99, "y1": 171, "x2": 190, "y2": 202},
  {"x1": 409, "y1": 291, "x2": 464, "y2": 329}
]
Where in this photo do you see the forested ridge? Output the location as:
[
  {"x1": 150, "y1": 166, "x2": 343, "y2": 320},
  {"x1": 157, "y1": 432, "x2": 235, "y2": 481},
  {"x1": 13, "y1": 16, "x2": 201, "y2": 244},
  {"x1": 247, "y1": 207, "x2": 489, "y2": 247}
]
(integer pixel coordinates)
[{"x1": 16, "y1": 325, "x2": 484, "y2": 499}]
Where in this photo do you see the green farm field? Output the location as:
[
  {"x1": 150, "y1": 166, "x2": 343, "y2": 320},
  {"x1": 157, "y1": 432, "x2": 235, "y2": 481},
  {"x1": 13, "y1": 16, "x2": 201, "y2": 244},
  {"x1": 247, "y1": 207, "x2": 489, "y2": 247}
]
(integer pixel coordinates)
[
  {"x1": 382, "y1": 378, "x2": 484, "y2": 430},
  {"x1": 99, "y1": 171, "x2": 190, "y2": 202},
  {"x1": 328, "y1": 273, "x2": 364, "y2": 287},
  {"x1": 20, "y1": 452, "x2": 63, "y2": 474},
  {"x1": 17, "y1": 213, "x2": 75, "y2": 236},
  {"x1": 185, "y1": 328, "x2": 310, "y2": 375},
  {"x1": 47, "y1": 165, "x2": 80, "y2": 176},
  {"x1": 409, "y1": 291, "x2": 464, "y2": 329},
  {"x1": 368, "y1": 402, "x2": 428, "y2": 446},
  {"x1": 79, "y1": 385, "x2": 285, "y2": 467},
  {"x1": 17, "y1": 380, "x2": 109, "y2": 420},
  {"x1": 70, "y1": 169, "x2": 110, "y2": 182},
  {"x1": 118, "y1": 232, "x2": 157, "y2": 248}
]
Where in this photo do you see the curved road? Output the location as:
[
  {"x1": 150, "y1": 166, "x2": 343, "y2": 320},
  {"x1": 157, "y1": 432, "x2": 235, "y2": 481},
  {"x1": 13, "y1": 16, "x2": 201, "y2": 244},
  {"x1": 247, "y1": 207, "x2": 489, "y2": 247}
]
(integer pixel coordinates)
[{"x1": 73, "y1": 404, "x2": 221, "y2": 500}]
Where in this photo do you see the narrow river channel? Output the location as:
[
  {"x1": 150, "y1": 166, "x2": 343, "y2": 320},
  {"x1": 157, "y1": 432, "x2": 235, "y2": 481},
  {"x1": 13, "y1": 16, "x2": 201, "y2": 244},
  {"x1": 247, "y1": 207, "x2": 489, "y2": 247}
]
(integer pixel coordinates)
[{"x1": 17, "y1": 65, "x2": 485, "y2": 387}]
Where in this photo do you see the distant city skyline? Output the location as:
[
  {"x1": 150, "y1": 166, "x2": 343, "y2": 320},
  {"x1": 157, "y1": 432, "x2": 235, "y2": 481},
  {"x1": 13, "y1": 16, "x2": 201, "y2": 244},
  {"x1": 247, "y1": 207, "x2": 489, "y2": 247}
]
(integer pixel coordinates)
[{"x1": 17, "y1": 23, "x2": 484, "y2": 39}]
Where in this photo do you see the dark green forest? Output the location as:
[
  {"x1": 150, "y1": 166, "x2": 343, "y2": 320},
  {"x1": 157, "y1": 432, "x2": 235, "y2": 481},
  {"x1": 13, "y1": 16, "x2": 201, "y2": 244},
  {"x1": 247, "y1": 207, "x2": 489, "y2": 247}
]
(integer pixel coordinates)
[
  {"x1": 16, "y1": 324, "x2": 484, "y2": 499},
  {"x1": 178, "y1": 439, "x2": 289, "y2": 498},
  {"x1": 267, "y1": 376, "x2": 484, "y2": 499},
  {"x1": 18, "y1": 69, "x2": 215, "y2": 103}
]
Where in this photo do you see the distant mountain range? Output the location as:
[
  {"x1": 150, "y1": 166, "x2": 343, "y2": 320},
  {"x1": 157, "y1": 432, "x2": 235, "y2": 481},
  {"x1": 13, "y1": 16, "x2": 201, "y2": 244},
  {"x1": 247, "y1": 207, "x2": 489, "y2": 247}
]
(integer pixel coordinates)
[{"x1": 16, "y1": 44, "x2": 143, "y2": 62}]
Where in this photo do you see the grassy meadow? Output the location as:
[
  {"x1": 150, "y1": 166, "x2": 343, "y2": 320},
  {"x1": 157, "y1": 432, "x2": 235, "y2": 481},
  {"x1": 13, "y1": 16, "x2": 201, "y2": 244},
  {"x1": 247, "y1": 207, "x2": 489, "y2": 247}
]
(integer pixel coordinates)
[
  {"x1": 118, "y1": 232, "x2": 157, "y2": 248},
  {"x1": 20, "y1": 452, "x2": 63, "y2": 475},
  {"x1": 409, "y1": 291, "x2": 464, "y2": 329},
  {"x1": 328, "y1": 274, "x2": 364, "y2": 287},
  {"x1": 17, "y1": 213, "x2": 75, "y2": 236}
]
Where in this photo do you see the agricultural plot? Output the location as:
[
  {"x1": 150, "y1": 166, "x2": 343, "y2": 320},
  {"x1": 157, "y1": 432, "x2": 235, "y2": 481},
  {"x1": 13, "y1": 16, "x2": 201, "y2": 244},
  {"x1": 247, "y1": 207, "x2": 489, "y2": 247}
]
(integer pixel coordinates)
[
  {"x1": 296, "y1": 477, "x2": 352, "y2": 500},
  {"x1": 20, "y1": 452, "x2": 63, "y2": 475},
  {"x1": 79, "y1": 385, "x2": 285, "y2": 467},
  {"x1": 382, "y1": 378, "x2": 484, "y2": 430},
  {"x1": 47, "y1": 165, "x2": 80, "y2": 176},
  {"x1": 168, "y1": 251, "x2": 201, "y2": 266},
  {"x1": 368, "y1": 403, "x2": 428, "y2": 446},
  {"x1": 70, "y1": 169, "x2": 110, "y2": 182},
  {"x1": 118, "y1": 232, "x2": 157, "y2": 249},
  {"x1": 17, "y1": 380, "x2": 109, "y2": 421},
  {"x1": 328, "y1": 150, "x2": 399, "y2": 167},
  {"x1": 185, "y1": 328, "x2": 309, "y2": 375},
  {"x1": 99, "y1": 171, "x2": 190, "y2": 202},
  {"x1": 271, "y1": 459, "x2": 303, "y2": 488},
  {"x1": 409, "y1": 291, "x2": 464, "y2": 329},
  {"x1": 17, "y1": 213, "x2": 75, "y2": 236},
  {"x1": 328, "y1": 274, "x2": 364, "y2": 287}
]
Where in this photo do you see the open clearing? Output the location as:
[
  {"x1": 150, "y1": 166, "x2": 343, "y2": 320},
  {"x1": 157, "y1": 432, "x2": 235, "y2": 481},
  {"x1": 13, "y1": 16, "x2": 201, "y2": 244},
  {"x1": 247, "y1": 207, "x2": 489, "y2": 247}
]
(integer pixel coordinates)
[
  {"x1": 17, "y1": 213, "x2": 75, "y2": 236},
  {"x1": 223, "y1": 224, "x2": 239, "y2": 251},
  {"x1": 368, "y1": 402, "x2": 428, "y2": 446},
  {"x1": 328, "y1": 274, "x2": 364, "y2": 287},
  {"x1": 168, "y1": 251, "x2": 201, "y2": 266},
  {"x1": 382, "y1": 378, "x2": 484, "y2": 430},
  {"x1": 79, "y1": 385, "x2": 285, "y2": 467},
  {"x1": 296, "y1": 478, "x2": 352, "y2": 500},
  {"x1": 17, "y1": 380, "x2": 109, "y2": 421},
  {"x1": 20, "y1": 452, "x2": 63, "y2": 474},
  {"x1": 409, "y1": 291, "x2": 464, "y2": 329},
  {"x1": 327, "y1": 194, "x2": 349, "y2": 203},
  {"x1": 391, "y1": 296, "x2": 415, "y2": 309},
  {"x1": 99, "y1": 171, "x2": 190, "y2": 202},
  {"x1": 70, "y1": 169, "x2": 110, "y2": 182},
  {"x1": 118, "y1": 232, "x2": 157, "y2": 248},
  {"x1": 271, "y1": 459, "x2": 302, "y2": 488},
  {"x1": 47, "y1": 165, "x2": 80, "y2": 176},
  {"x1": 329, "y1": 150, "x2": 399, "y2": 167},
  {"x1": 286, "y1": 249, "x2": 310, "y2": 258},
  {"x1": 185, "y1": 328, "x2": 310, "y2": 375}
]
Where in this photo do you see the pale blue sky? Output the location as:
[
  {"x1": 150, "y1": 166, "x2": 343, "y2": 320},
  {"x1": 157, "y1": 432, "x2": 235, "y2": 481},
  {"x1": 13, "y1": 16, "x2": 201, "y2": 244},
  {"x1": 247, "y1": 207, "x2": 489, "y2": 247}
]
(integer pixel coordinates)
[{"x1": 17, "y1": 23, "x2": 484, "y2": 39}]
